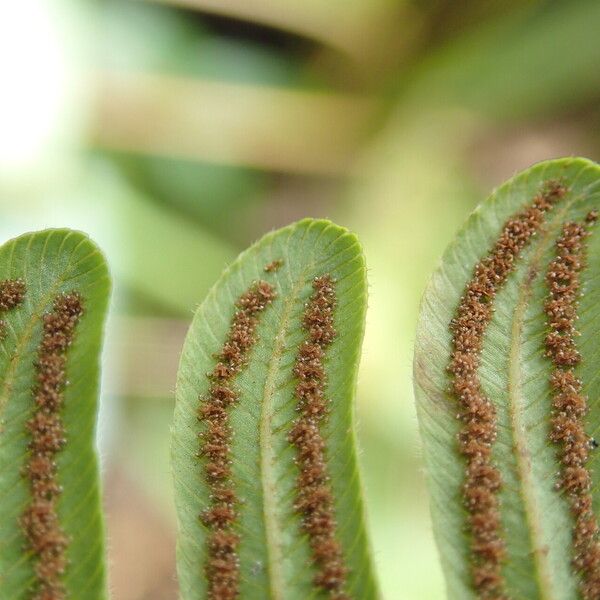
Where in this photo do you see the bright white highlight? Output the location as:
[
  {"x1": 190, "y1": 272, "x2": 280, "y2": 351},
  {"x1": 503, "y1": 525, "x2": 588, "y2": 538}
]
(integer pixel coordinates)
[{"x1": 0, "y1": 0, "x2": 68, "y2": 171}]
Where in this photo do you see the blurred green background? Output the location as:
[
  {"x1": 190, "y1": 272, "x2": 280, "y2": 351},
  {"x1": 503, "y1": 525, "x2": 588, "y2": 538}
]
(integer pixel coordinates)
[{"x1": 1, "y1": 0, "x2": 600, "y2": 598}]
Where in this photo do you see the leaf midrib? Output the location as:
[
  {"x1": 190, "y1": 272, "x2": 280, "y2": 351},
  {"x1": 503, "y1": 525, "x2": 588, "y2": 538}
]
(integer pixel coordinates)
[
  {"x1": 259, "y1": 266, "x2": 312, "y2": 600},
  {"x1": 506, "y1": 200, "x2": 576, "y2": 599}
]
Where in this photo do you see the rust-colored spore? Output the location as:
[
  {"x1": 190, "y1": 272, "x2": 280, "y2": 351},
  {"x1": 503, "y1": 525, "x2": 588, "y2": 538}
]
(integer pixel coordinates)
[
  {"x1": 544, "y1": 213, "x2": 600, "y2": 600},
  {"x1": 21, "y1": 292, "x2": 84, "y2": 600},
  {"x1": 198, "y1": 280, "x2": 276, "y2": 600},
  {"x1": 288, "y1": 274, "x2": 349, "y2": 600},
  {"x1": 264, "y1": 259, "x2": 283, "y2": 273},
  {"x1": 0, "y1": 278, "x2": 26, "y2": 337},
  {"x1": 447, "y1": 180, "x2": 567, "y2": 599}
]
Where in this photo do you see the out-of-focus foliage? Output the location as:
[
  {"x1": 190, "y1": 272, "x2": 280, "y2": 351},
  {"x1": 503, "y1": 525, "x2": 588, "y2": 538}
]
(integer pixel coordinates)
[{"x1": 1, "y1": 0, "x2": 600, "y2": 598}]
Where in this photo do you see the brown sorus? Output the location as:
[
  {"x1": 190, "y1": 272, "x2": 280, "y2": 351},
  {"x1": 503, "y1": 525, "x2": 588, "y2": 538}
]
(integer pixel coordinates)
[
  {"x1": 0, "y1": 278, "x2": 26, "y2": 338},
  {"x1": 264, "y1": 259, "x2": 283, "y2": 273},
  {"x1": 21, "y1": 292, "x2": 84, "y2": 600},
  {"x1": 447, "y1": 179, "x2": 568, "y2": 599},
  {"x1": 198, "y1": 280, "x2": 276, "y2": 600},
  {"x1": 288, "y1": 274, "x2": 350, "y2": 599},
  {"x1": 544, "y1": 213, "x2": 600, "y2": 600}
]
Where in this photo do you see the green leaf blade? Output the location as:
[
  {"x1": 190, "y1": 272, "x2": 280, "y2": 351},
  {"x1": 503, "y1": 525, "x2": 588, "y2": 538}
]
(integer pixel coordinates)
[
  {"x1": 172, "y1": 218, "x2": 379, "y2": 599},
  {"x1": 0, "y1": 229, "x2": 110, "y2": 600},
  {"x1": 414, "y1": 158, "x2": 600, "y2": 600}
]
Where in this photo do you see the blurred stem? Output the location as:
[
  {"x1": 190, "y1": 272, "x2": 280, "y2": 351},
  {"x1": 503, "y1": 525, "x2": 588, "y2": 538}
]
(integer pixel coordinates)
[{"x1": 92, "y1": 71, "x2": 375, "y2": 175}]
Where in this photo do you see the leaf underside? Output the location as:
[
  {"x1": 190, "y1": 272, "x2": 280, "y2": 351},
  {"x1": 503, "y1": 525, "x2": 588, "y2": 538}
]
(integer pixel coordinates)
[
  {"x1": 0, "y1": 230, "x2": 110, "y2": 600},
  {"x1": 414, "y1": 157, "x2": 600, "y2": 600},
  {"x1": 172, "y1": 219, "x2": 379, "y2": 600}
]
